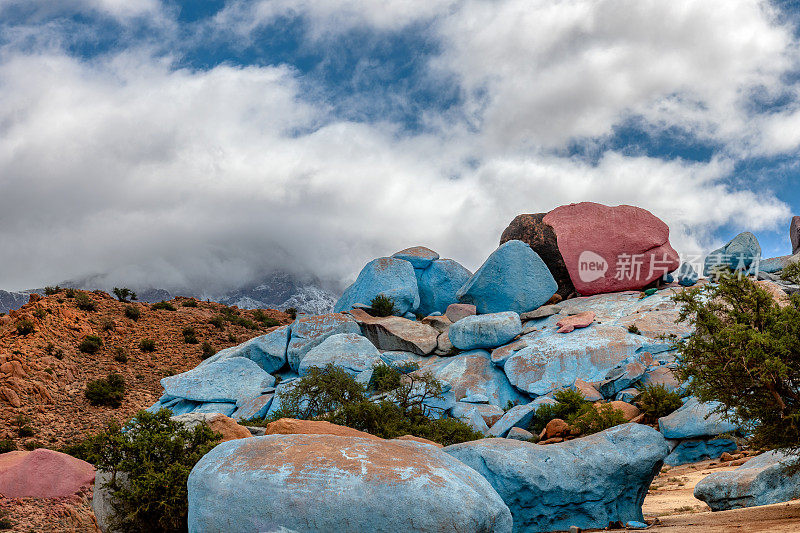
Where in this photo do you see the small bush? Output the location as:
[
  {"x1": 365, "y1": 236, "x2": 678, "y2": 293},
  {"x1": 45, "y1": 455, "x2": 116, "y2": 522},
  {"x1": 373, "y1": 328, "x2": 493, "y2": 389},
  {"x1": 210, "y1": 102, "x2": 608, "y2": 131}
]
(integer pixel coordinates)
[
  {"x1": 124, "y1": 305, "x2": 141, "y2": 321},
  {"x1": 627, "y1": 324, "x2": 641, "y2": 334},
  {"x1": 370, "y1": 295, "x2": 395, "y2": 317},
  {"x1": 200, "y1": 342, "x2": 216, "y2": 360},
  {"x1": 100, "y1": 317, "x2": 116, "y2": 331},
  {"x1": 181, "y1": 326, "x2": 198, "y2": 344},
  {"x1": 572, "y1": 403, "x2": 627, "y2": 435},
  {"x1": 781, "y1": 261, "x2": 800, "y2": 284},
  {"x1": 0, "y1": 509, "x2": 12, "y2": 529},
  {"x1": 635, "y1": 384, "x2": 684, "y2": 423},
  {"x1": 151, "y1": 301, "x2": 176, "y2": 311},
  {"x1": 0, "y1": 440, "x2": 15, "y2": 453},
  {"x1": 44, "y1": 342, "x2": 55, "y2": 355},
  {"x1": 33, "y1": 307, "x2": 47, "y2": 319},
  {"x1": 139, "y1": 339, "x2": 156, "y2": 352},
  {"x1": 75, "y1": 292, "x2": 97, "y2": 311},
  {"x1": 85, "y1": 374, "x2": 126, "y2": 407},
  {"x1": 114, "y1": 347, "x2": 129, "y2": 363},
  {"x1": 528, "y1": 389, "x2": 592, "y2": 434},
  {"x1": 44, "y1": 285, "x2": 61, "y2": 296},
  {"x1": 368, "y1": 363, "x2": 402, "y2": 392},
  {"x1": 252, "y1": 310, "x2": 279, "y2": 327},
  {"x1": 209, "y1": 316, "x2": 225, "y2": 329},
  {"x1": 284, "y1": 307, "x2": 297, "y2": 320},
  {"x1": 18, "y1": 425, "x2": 35, "y2": 438},
  {"x1": 112, "y1": 287, "x2": 137, "y2": 303},
  {"x1": 65, "y1": 288, "x2": 75, "y2": 298},
  {"x1": 180, "y1": 299, "x2": 198, "y2": 308},
  {"x1": 79, "y1": 335, "x2": 103, "y2": 354},
  {"x1": 16, "y1": 319, "x2": 34, "y2": 336}
]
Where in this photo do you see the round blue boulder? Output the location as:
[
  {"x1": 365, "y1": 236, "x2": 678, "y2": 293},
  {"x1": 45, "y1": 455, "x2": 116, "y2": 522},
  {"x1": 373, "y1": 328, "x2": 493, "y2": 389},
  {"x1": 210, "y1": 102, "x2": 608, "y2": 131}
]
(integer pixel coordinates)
[
  {"x1": 334, "y1": 257, "x2": 420, "y2": 316},
  {"x1": 416, "y1": 258, "x2": 473, "y2": 317},
  {"x1": 448, "y1": 311, "x2": 522, "y2": 351}
]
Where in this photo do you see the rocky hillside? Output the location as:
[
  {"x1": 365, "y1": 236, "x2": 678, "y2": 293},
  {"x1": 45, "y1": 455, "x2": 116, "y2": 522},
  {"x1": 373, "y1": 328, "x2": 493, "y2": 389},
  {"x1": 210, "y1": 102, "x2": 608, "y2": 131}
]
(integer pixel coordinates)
[{"x1": 0, "y1": 290, "x2": 290, "y2": 449}]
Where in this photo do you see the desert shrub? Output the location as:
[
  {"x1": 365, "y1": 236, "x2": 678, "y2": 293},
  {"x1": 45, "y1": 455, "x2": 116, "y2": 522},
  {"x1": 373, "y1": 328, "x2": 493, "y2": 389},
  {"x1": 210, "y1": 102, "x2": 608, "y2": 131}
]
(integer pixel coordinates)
[
  {"x1": 180, "y1": 299, "x2": 197, "y2": 308},
  {"x1": 113, "y1": 287, "x2": 137, "y2": 303},
  {"x1": 33, "y1": 307, "x2": 47, "y2": 319},
  {"x1": 139, "y1": 339, "x2": 156, "y2": 352},
  {"x1": 85, "y1": 374, "x2": 126, "y2": 407},
  {"x1": 200, "y1": 342, "x2": 215, "y2": 360},
  {"x1": 0, "y1": 440, "x2": 15, "y2": 453},
  {"x1": 73, "y1": 409, "x2": 221, "y2": 533},
  {"x1": 673, "y1": 274, "x2": 800, "y2": 454},
  {"x1": 636, "y1": 384, "x2": 683, "y2": 423},
  {"x1": 252, "y1": 310, "x2": 279, "y2": 327},
  {"x1": 18, "y1": 425, "x2": 34, "y2": 438},
  {"x1": 368, "y1": 362, "x2": 402, "y2": 392},
  {"x1": 124, "y1": 305, "x2": 141, "y2": 321},
  {"x1": 79, "y1": 335, "x2": 103, "y2": 354},
  {"x1": 528, "y1": 389, "x2": 592, "y2": 434},
  {"x1": 151, "y1": 301, "x2": 176, "y2": 311},
  {"x1": 44, "y1": 285, "x2": 61, "y2": 296},
  {"x1": 15, "y1": 319, "x2": 34, "y2": 336},
  {"x1": 627, "y1": 324, "x2": 641, "y2": 334},
  {"x1": 181, "y1": 326, "x2": 198, "y2": 344},
  {"x1": 572, "y1": 403, "x2": 627, "y2": 435},
  {"x1": 284, "y1": 307, "x2": 297, "y2": 320},
  {"x1": 114, "y1": 347, "x2": 129, "y2": 363},
  {"x1": 370, "y1": 295, "x2": 395, "y2": 317},
  {"x1": 781, "y1": 261, "x2": 800, "y2": 284},
  {"x1": 75, "y1": 292, "x2": 96, "y2": 311},
  {"x1": 65, "y1": 288, "x2": 75, "y2": 298},
  {"x1": 209, "y1": 316, "x2": 225, "y2": 329},
  {"x1": 100, "y1": 317, "x2": 116, "y2": 331},
  {"x1": 219, "y1": 308, "x2": 258, "y2": 330}
]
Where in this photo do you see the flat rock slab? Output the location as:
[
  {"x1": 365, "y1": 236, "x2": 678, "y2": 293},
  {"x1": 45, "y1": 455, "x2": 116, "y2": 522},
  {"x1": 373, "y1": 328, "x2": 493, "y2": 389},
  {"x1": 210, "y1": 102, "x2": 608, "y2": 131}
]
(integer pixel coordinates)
[
  {"x1": 350, "y1": 309, "x2": 439, "y2": 355},
  {"x1": 188, "y1": 434, "x2": 513, "y2": 532},
  {"x1": 0, "y1": 449, "x2": 95, "y2": 498},
  {"x1": 449, "y1": 311, "x2": 522, "y2": 351},
  {"x1": 286, "y1": 313, "x2": 361, "y2": 371},
  {"x1": 298, "y1": 332, "x2": 382, "y2": 376},
  {"x1": 658, "y1": 397, "x2": 738, "y2": 439},
  {"x1": 161, "y1": 357, "x2": 275, "y2": 403},
  {"x1": 202, "y1": 325, "x2": 290, "y2": 374},
  {"x1": 391, "y1": 246, "x2": 439, "y2": 268},
  {"x1": 664, "y1": 438, "x2": 737, "y2": 466},
  {"x1": 445, "y1": 423, "x2": 669, "y2": 533}
]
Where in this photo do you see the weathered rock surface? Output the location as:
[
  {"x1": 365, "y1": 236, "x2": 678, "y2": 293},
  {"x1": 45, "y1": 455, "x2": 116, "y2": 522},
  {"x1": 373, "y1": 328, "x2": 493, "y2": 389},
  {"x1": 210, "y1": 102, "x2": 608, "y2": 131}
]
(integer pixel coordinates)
[
  {"x1": 297, "y1": 333, "x2": 381, "y2": 376},
  {"x1": 664, "y1": 438, "x2": 737, "y2": 466},
  {"x1": 449, "y1": 311, "x2": 522, "y2": 351},
  {"x1": 0, "y1": 449, "x2": 95, "y2": 498},
  {"x1": 171, "y1": 412, "x2": 253, "y2": 441},
  {"x1": 444, "y1": 424, "x2": 669, "y2": 532},
  {"x1": 694, "y1": 450, "x2": 800, "y2": 511},
  {"x1": 349, "y1": 309, "x2": 439, "y2": 355},
  {"x1": 161, "y1": 357, "x2": 275, "y2": 403},
  {"x1": 333, "y1": 257, "x2": 420, "y2": 316},
  {"x1": 658, "y1": 397, "x2": 738, "y2": 439},
  {"x1": 792, "y1": 216, "x2": 800, "y2": 255},
  {"x1": 188, "y1": 434, "x2": 513, "y2": 532},
  {"x1": 488, "y1": 397, "x2": 557, "y2": 438},
  {"x1": 445, "y1": 303, "x2": 476, "y2": 323},
  {"x1": 260, "y1": 418, "x2": 382, "y2": 440},
  {"x1": 391, "y1": 246, "x2": 439, "y2": 268},
  {"x1": 416, "y1": 259, "x2": 473, "y2": 317},
  {"x1": 427, "y1": 350, "x2": 526, "y2": 408},
  {"x1": 703, "y1": 232, "x2": 761, "y2": 276},
  {"x1": 456, "y1": 240, "x2": 557, "y2": 314},
  {"x1": 201, "y1": 325, "x2": 290, "y2": 374},
  {"x1": 286, "y1": 313, "x2": 361, "y2": 371},
  {"x1": 555, "y1": 311, "x2": 595, "y2": 333}
]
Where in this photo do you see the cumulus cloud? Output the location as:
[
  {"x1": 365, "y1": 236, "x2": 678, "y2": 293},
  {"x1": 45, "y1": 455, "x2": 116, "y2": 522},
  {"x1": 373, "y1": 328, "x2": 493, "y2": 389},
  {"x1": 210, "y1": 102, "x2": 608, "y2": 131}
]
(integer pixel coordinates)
[{"x1": 0, "y1": 1, "x2": 796, "y2": 292}]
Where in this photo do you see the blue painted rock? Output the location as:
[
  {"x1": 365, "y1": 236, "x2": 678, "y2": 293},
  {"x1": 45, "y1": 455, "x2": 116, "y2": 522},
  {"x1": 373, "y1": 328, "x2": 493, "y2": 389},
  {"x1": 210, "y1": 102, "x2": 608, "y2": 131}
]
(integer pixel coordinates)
[
  {"x1": 674, "y1": 262, "x2": 699, "y2": 286},
  {"x1": 391, "y1": 246, "x2": 439, "y2": 268},
  {"x1": 703, "y1": 232, "x2": 761, "y2": 276},
  {"x1": 504, "y1": 325, "x2": 644, "y2": 396},
  {"x1": 639, "y1": 366, "x2": 684, "y2": 394},
  {"x1": 445, "y1": 424, "x2": 669, "y2": 532},
  {"x1": 349, "y1": 309, "x2": 439, "y2": 355},
  {"x1": 187, "y1": 434, "x2": 513, "y2": 533},
  {"x1": 416, "y1": 259, "x2": 473, "y2": 317},
  {"x1": 297, "y1": 333, "x2": 381, "y2": 376},
  {"x1": 333, "y1": 257, "x2": 420, "y2": 315},
  {"x1": 598, "y1": 358, "x2": 647, "y2": 398},
  {"x1": 192, "y1": 402, "x2": 237, "y2": 416},
  {"x1": 488, "y1": 397, "x2": 557, "y2": 438},
  {"x1": 760, "y1": 254, "x2": 800, "y2": 273},
  {"x1": 658, "y1": 397, "x2": 738, "y2": 439},
  {"x1": 201, "y1": 325, "x2": 290, "y2": 374},
  {"x1": 286, "y1": 313, "x2": 361, "y2": 371},
  {"x1": 449, "y1": 312, "x2": 522, "y2": 351},
  {"x1": 572, "y1": 378, "x2": 603, "y2": 402},
  {"x1": 161, "y1": 358, "x2": 275, "y2": 404},
  {"x1": 451, "y1": 402, "x2": 506, "y2": 428},
  {"x1": 490, "y1": 339, "x2": 529, "y2": 368},
  {"x1": 231, "y1": 393, "x2": 275, "y2": 420},
  {"x1": 456, "y1": 240, "x2": 557, "y2": 314},
  {"x1": 664, "y1": 438, "x2": 737, "y2": 466},
  {"x1": 426, "y1": 350, "x2": 527, "y2": 408},
  {"x1": 694, "y1": 450, "x2": 800, "y2": 511}
]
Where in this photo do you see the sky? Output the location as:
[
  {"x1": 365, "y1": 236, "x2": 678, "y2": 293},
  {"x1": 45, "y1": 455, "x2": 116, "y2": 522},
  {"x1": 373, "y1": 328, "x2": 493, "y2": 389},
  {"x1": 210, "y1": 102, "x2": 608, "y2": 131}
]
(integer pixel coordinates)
[{"x1": 1, "y1": 0, "x2": 800, "y2": 292}]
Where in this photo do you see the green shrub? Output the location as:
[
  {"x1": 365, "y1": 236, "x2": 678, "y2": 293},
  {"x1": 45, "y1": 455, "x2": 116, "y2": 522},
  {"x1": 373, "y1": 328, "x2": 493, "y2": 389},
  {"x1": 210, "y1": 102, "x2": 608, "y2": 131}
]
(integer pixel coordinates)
[
  {"x1": 200, "y1": 342, "x2": 216, "y2": 360},
  {"x1": 0, "y1": 440, "x2": 15, "y2": 453},
  {"x1": 673, "y1": 275, "x2": 800, "y2": 453},
  {"x1": 139, "y1": 339, "x2": 156, "y2": 352},
  {"x1": 528, "y1": 389, "x2": 592, "y2": 434},
  {"x1": 75, "y1": 292, "x2": 96, "y2": 311},
  {"x1": 636, "y1": 384, "x2": 683, "y2": 423},
  {"x1": 627, "y1": 324, "x2": 641, "y2": 334},
  {"x1": 100, "y1": 317, "x2": 116, "y2": 331},
  {"x1": 113, "y1": 287, "x2": 137, "y2": 303},
  {"x1": 33, "y1": 307, "x2": 47, "y2": 319},
  {"x1": 370, "y1": 295, "x2": 395, "y2": 317},
  {"x1": 218, "y1": 308, "x2": 258, "y2": 330},
  {"x1": 209, "y1": 316, "x2": 225, "y2": 329},
  {"x1": 85, "y1": 374, "x2": 126, "y2": 407},
  {"x1": 124, "y1": 305, "x2": 141, "y2": 321},
  {"x1": 16, "y1": 319, "x2": 34, "y2": 336},
  {"x1": 0, "y1": 509, "x2": 13, "y2": 529},
  {"x1": 18, "y1": 425, "x2": 35, "y2": 437},
  {"x1": 572, "y1": 403, "x2": 627, "y2": 435},
  {"x1": 284, "y1": 307, "x2": 297, "y2": 320},
  {"x1": 79, "y1": 335, "x2": 103, "y2": 354},
  {"x1": 44, "y1": 285, "x2": 61, "y2": 295},
  {"x1": 181, "y1": 327, "x2": 198, "y2": 344},
  {"x1": 151, "y1": 301, "x2": 176, "y2": 311},
  {"x1": 180, "y1": 299, "x2": 198, "y2": 308},
  {"x1": 72, "y1": 409, "x2": 221, "y2": 532},
  {"x1": 368, "y1": 363, "x2": 402, "y2": 392},
  {"x1": 252, "y1": 310, "x2": 279, "y2": 327},
  {"x1": 781, "y1": 261, "x2": 800, "y2": 284},
  {"x1": 65, "y1": 288, "x2": 75, "y2": 298},
  {"x1": 114, "y1": 347, "x2": 129, "y2": 363}
]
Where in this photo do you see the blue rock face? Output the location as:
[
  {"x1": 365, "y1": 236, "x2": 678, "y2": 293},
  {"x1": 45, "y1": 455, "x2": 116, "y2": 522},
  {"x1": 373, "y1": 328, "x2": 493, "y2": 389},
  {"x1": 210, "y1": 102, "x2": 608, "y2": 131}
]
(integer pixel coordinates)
[
  {"x1": 444, "y1": 424, "x2": 669, "y2": 533},
  {"x1": 391, "y1": 246, "x2": 440, "y2": 268},
  {"x1": 201, "y1": 325, "x2": 290, "y2": 374},
  {"x1": 188, "y1": 434, "x2": 513, "y2": 533},
  {"x1": 449, "y1": 312, "x2": 523, "y2": 351},
  {"x1": 416, "y1": 259, "x2": 473, "y2": 317},
  {"x1": 487, "y1": 397, "x2": 557, "y2": 438},
  {"x1": 694, "y1": 450, "x2": 800, "y2": 511},
  {"x1": 664, "y1": 438, "x2": 737, "y2": 466},
  {"x1": 297, "y1": 333, "x2": 382, "y2": 376},
  {"x1": 703, "y1": 232, "x2": 761, "y2": 276},
  {"x1": 191, "y1": 402, "x2": 237, "y2": 416},
  {"x1": 658, "y1": 397, "x2": 738, "y2": 439},
  {"x1": 333, "y1": 257, "x2": 420, "y2": 315},
  {"x1": 674, "y1": 262, "x2": 699, "y2": 286},
  {"x1": 286, "y1": 313, "x2": 361, "y2": 371},
  {"x1": 456, "y1": 240, "x2": 558, "y2": 314},
  {"x1": 231, "y1": 393, "x2": 274, "y2": 420},
  {"x1": 160, "y1": 358, "x2": 275, "y2": 404}
]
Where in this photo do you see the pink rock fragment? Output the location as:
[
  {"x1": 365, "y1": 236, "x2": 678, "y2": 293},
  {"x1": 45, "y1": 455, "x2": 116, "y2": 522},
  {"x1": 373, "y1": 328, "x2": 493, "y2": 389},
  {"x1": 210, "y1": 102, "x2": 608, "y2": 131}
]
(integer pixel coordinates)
[{"x1": 556, "y1": 311, "x2": 596, "y2": 333}]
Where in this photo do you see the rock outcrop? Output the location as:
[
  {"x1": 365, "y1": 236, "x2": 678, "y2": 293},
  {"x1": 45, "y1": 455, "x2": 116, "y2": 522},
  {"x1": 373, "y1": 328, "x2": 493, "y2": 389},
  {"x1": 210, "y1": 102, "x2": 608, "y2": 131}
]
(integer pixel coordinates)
[
  {"x1": 160, "y1": 357, "x2": 275, "y2": 404},
  {"x1": 448, "y1": 311, "x2": 522, "y2": 351},
  {"x1": 349, "y1": 309, "x2": 439, "y2": 355},
  {"x1": 333, "y1": 257, "x2": 420, "y2": 316},
  {"x1": 703, "y1": 232, "x2": 761, "y2": 276},
  {"x1": 0, "y1": 449, "x2": 95, "y2": 498},
  {"x1": 286, "y1": 313, "x2": 361, "y2": 371}
]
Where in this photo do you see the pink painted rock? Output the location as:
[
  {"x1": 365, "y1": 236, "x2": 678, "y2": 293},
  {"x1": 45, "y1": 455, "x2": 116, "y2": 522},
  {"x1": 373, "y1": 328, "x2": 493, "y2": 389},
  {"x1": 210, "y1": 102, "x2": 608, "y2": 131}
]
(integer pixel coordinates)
[
  {"x1": 0, "y1": 449, "x2": 95, "y2": 498},
  {"x1": 445, "y1": 303, "x2": 476, "y2": 323},
  {"x1": 556, "y1": 311, "x2": 596, "y2": 333},
  {"x1": 543, "y1": 203, "x2": 680, "y2": 295}
]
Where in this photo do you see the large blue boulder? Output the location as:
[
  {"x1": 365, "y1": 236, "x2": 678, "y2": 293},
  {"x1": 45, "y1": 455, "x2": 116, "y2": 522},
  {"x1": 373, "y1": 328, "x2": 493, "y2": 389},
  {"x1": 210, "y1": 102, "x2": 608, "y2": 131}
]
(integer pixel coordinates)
[
  {"x1": 703, "y1": 232, "x2": 761, "y2": 276},
  {"x1": 487, "y1": 397, "x2": 557, "y2": 437},
  {"x1": 297, "y1": 333, "x2": 382, "y2": 376},
  {"x1": 694, "y1": 450, "x2": 800, "y2": 511},
  {"x1": 416, "y1": 258, "x2": 473, "y2": 317},
  {"x1": 444, "y1": 424, "x2": 669, "y2": 532},
  {"x1": 449, "y1": 312, "x2": 522, "y2": 351},
  {"x1": 286, "y1": 313, "x2": 361, "y2": 371},
  {"x1": 674, "y1": 262, "x2": 699, "y2": 287},
  {"x1": 188, "y1": 434, "x2": 513, "y2": 532},
  {"x1": 658, "y1": 397, "x2": 738, "y2": 439},
  {"x1": 456, "y1": 240, "x2": 558, "y2": 314},
  {"x1": 664, "y1": 438, "x2": 737, "y2": 466},
  {"x1": 333, "y1": 257, "x2": 420, "y2": 315},
  {"x1": 160, "y1": 358, "x2": 275, "y2": 404},
  {"x1": 200, "y1": 325, "x2": 290, "y2": 374}
]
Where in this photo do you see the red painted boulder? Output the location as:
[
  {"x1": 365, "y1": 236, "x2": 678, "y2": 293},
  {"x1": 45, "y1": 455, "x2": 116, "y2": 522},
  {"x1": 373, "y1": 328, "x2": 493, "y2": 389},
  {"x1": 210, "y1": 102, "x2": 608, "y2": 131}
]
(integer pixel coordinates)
[
  {"x1": 543, "y1": 203, "x2": 680, "y2": 295},
  {"x1": 0, "y1": 449, "x2": 95, "y2": 498}
]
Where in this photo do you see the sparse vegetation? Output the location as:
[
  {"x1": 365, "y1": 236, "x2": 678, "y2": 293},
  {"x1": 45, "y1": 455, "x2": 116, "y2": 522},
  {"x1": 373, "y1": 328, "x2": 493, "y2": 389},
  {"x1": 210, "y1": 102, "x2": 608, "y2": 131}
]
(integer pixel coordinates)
[
  {"x1": 781, "y1": 261, "x2": 800, "y2": 284},
  {"x1": 0, "y1": 440, "x2": 15, "y2": 453},
  {"x1": 284, "y1": 307, "x2": 297, "y2": 320},
  {"x1": 252, "y1": 309, "x2": 279, "y2": 327},
  {"x1": 200, "y1": 341, "x2": 216, "y2": 360},
  {"x1": 139, "y1": 339, "x2": 156, "y2": 352},
  {"x1": 627, "y1": 324, "x2": 641, "y2": 334},
  {"x1": 209, "y1": 316, "x2": 225, "y2": 329},
  {"x1": 368, "y1": 362, "x2": 402, "y2": 392},
  {"x1": 100, "y1": 317, "x2": 116, "y2": 331},
  {"x1": 124, "y1": 305, "x2": 141, "y2": 321},
  {"x1": 85, "y1": 374, "x2": 126, "y2": 407},
  {"x1": 181, "y1": 326, "x2": 198, "y2": 344},
  {"x1": 65, "y1": 288, "x2": 75, "y2": 298},
  {"x1": 113, "y1": 287, "x2": 138, "y2": 303},
  {"x1": 44, "y1": 285, "x2": 61, "y2": 296},
  {"x1": 18, "y1": 425, "x2": 35, "y2": 438},
  {"x1": 572, "y1": 403, "x2": 627, "y2": 435},
  {"x1": 151, "y1": 301, "x2": 176, "y2": 311},
  {"x1": 636, "y1": 384, "x2": 683, "y2": 423},
  {"x1": 527, "y1": 389, "x2": 626, "y2": 437},
  {"x1": 33, "y1": 307, "x2": 46, "y2": 319},
  {"x1": 114, "y1": 347, "x2": 129, "y2": 363},
  {"x1": 16, "y1": 319, "x2": 35, "y2": 336},
  {"x1": 75, "y1": 292, "x2": 96, "y2": 311},
  {"x1": 79, "y1": 335, "x2": 103, "y2": 354},
  {"x1": 180, "y1": 299, "x2": 198, "y2": 308},
  {"x1": 370, "y1": 294, "x2": 395, "y2": 317}
]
